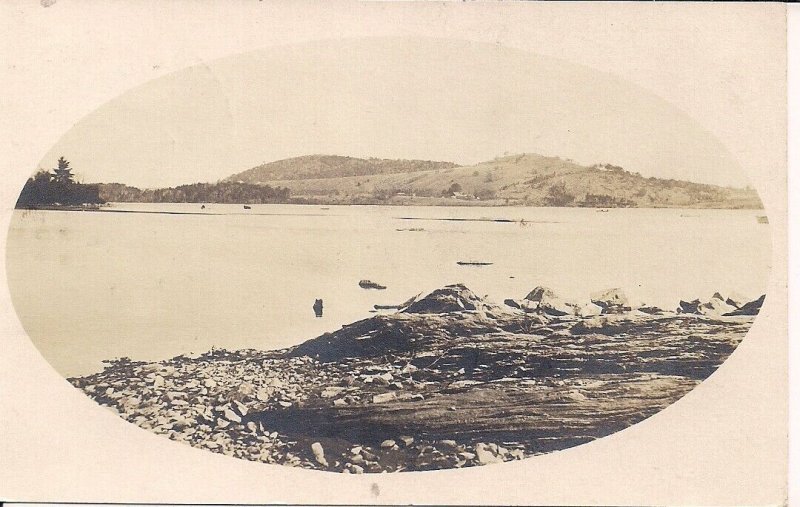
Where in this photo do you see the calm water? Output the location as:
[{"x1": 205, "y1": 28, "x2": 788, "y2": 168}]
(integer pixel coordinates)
[{"x1": 6, "y1": 203, "x2": 771, "y2": 377}]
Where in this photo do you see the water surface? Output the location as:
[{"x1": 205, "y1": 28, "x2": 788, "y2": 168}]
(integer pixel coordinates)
[{"x1": 6, "y1": 203, "x2": 770, "y2": 377}]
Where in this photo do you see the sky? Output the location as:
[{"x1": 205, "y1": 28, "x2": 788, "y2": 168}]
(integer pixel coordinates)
[{"x1": 38, "y1": 38, "x2": 750, "y2": 189}]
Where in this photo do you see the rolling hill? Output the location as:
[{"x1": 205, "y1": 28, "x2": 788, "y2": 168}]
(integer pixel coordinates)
[
  {"x1": 226, "y1": 155, "x2": 459, "y2": 182},
  {"x1": 222, "y1": 153, "x2": 762, "y2": 208}
]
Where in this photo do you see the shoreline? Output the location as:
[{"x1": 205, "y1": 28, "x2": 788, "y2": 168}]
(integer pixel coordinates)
[
  {"x1": 16, "y1": 199, "x2": 766, "y2": 212},
  {"x1": 69, "y1": 285, "x2": 763, "y2": 473}
]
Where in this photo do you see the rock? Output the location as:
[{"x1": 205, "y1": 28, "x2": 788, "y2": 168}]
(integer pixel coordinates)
[
  {"x1": 540, "y1": 299, "x2": 574, "y2": 317},
  {"x1": 590, "y1": 288, "x2": 629, "y2": 313},
  {"x1": 638, "y1": 306, "x2": 664, "y2": 315},
  {"x1": 523, "y1": 286, "x2": 574, "y2": 316},
  {"x1": 350, "y1": 464, "x2": 365, "y2": 474},
  {"x1": 141, "y1": 363, "x2": 161, "y2": 373},
  {"x1": 311, "y1": 442, "x2": 328, "y2": 467},
  {"x1": 677, "y1": 299, "x2": 702, "y2": 314},
  {"x1": 278, "y1": 401, "x2": 293, "y2": 408},
  {"x1": 152, "y1": 375, "x2": 165, "y2": 388},
  {"x1": 321, "y1": 386, "x2": 346, "y2": 398},
  {"x1": 503, "y1": 298, "x2": 522, "y2": 309},
  {"x1": 232, "y1": 400, "x2": 248, "y2": 416},
  {"x1": 245, "y1": 421, "x2": 257, "y2": 432},
  {"x1": 389, "y1": 382, "x2": 404, "y2": 390},
  {"x1": 524, "y1": 286, "x2": 558, "y2": 303},
  {"x1": 698, "y1": 295, "x2": 737, "y2": 317},
  {"x1": 563, "y1": 390, "x2": 588, "y2": 401},
  {"x1": 236, "y1": 383, "x2": 256, "y2": 399},
  {"x1": 333, "y1": 399, "x2": 348, "y2": 407},
  {"x1": 399, "y1": 436, "x2": 414, "y2": 447},
  {"x1": 439, "y1": 439, "x2": 458, "y2": 448},
  {"x1": 372, "y1": 392, "x2": 397, "y2": 404},
  {"x1": 378, "y1": 372, "x2": 394, "y2": 382},
  {"x1": 474, "y1": 443, "x2": 504, "y2": 465},
  {"x1": 459, "y1": 451, "x2": 476, "y2": 460},
  {"x1": 724, "y1": 294, "x2": 765, "y2": 316},
  {"x1": 380, "y1": 439, "x2": 396, "y2": 449},
  {"x1": 359, "y1": 279, "x2": 387, "y2": 290},
  {"x1": 400, "y1": 363, "x2": 418, "y2": 374},
  {"x1": 403, "y1": 284, "x2": 498, "y2": 314},
  {"x1": 576, "y1": 302, "x2": 603, "y2": 317},
  {"x1": 223, "y1": 408, "x2": 242, "y2": 423},
  {"x1": 725, "y1": 291, "x2": 750, "y2": 309},
  {"x1": 255, "y1": 388, "x2": 272, "y2": 401},
  {"x1": 570, "y1": 317, "x2": 623, "y2": 335},
  {"x1": 203, "y1": 378, "x2": 217, "y2": 388},
  {"x1": 350, "y1": 446, "x2": 363, "y2": 455}
]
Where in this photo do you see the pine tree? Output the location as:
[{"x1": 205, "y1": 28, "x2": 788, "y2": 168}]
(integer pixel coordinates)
[{"x1": 52, "y1": 156, "x2": 74, "y2": 184}]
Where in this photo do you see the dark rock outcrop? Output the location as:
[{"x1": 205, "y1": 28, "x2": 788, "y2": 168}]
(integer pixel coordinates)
[
  {"x1": 359, "y1": 280, "x2": 387, "y2": 290},
  {"x1": 724, "y1": 294, "x2": 765, "y2": 316}
]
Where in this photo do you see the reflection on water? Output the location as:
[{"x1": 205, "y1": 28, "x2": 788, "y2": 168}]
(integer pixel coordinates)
[{"x1": 6, "y1": 203, "x2": 770, "y2": 377}]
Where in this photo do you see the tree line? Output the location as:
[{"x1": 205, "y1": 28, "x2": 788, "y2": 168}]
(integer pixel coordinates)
[
  {"x1": 15, "y1": 156, "x2": 293, "y2": 208},
  {"x1": 98, "y1": 181, "x2": 291, "y2": 204},
  {"x1": 16, "y1": 157, "x2": 104, "y2": 208}
]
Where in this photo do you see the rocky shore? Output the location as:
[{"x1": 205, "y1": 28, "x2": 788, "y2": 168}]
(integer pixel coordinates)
[{"x1": 70, "y1": 284, "x2": 763, "y2": 473}]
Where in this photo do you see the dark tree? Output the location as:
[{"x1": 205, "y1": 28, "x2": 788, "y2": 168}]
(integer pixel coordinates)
[
  {"x1": 52, "y1": 156, "x2": 74, "y2": 185},
  {"x1": 15, "y1": 157, "x2": 104, "y2": 208},
  {"x1": 543, "y1": 181, "x2": 575, "y2": 207}
]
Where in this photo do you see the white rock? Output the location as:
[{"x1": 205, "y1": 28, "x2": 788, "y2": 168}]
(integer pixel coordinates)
[
  {"x1": 577, "y1": 302, "x2": 603, "y2": 318},
  {"x1": 321, "y1": 387, "x2": 346, "y2": 398},
  {"x1": 372, "y1": 392, "x2": 397, "y2": 404},
  {"x1": 233, "y1": 400, "x2": 248, "y2": 416},
  {"x1": 311, "y1": 442, "x2": 328, "y2": 467},
  {"x1": 474, "y1": 443, "x2": 503, "y2": 465},
  {"x1": 223, "y1": 408, "x2": 242, "y2": 423}
]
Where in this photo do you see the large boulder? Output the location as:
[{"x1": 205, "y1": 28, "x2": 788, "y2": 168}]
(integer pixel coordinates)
[
  {"x1": 403, "y1": 284, "x2": 494, "y2": 314},
  {"x1": 697, "y1": 293, "x2": 737, "y2": 317},
  {"x1": 523, "y1": 286, "x2": 575, "y2": 316},
  {"x1": 524, "y1": 286, "x2": 558, "y2": 303},
  {"x1": 724, "y1": 294, "x2": 765, "y2": 316},
  {"x1": 576, "y1": 302, "x2": 603, "y2": 318},
  {"x1": 590, "y1": 288, "x2": 630, "y2": 313},
  {"x1": 677, "y1": 299, "x2": 701, "y2": 314}
]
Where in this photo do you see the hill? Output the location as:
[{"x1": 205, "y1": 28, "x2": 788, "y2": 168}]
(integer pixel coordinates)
[
  {"x1": 226, "y1": 155, "x2": 459, "y2": 182},
  {"x1": 225, "y1": 153, "x2": 762, "y2": 208}
]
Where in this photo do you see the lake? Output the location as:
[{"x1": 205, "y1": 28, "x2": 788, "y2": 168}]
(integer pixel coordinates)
[{"x1": 5, "y1": 203, "x2": 771, "y2": 377}]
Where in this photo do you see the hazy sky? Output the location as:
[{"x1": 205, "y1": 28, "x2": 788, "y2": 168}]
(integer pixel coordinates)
[{"x1": 39, "y1": 38, "x2": 749, "y2": 189}]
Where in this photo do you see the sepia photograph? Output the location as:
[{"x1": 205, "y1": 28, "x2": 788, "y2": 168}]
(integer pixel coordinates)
[{"x1": 0, "y1": 1, "x2": 790, "y2": 505}]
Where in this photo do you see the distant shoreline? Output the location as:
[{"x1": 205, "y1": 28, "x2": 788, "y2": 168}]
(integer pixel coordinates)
[{"x1": 16, "y1": 199, "x2": 765, "y2": 213}]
